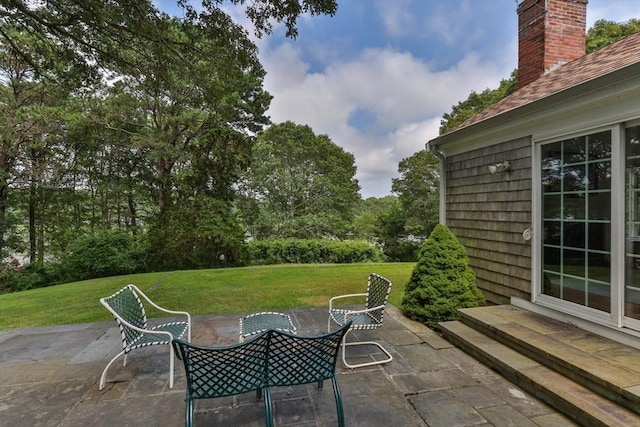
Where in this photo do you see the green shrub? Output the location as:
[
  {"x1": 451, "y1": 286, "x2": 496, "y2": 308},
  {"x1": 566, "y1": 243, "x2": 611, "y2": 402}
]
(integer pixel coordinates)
[
  {"x1": 247, "y1": 239, "x2": 384, "y2": 265},
  {"x1": 0, "y1": 258, "x2": 65, "y2": 294},
  {"x1": 401, "y1": 224, "x2": 484, "y2": 329},
  {"x1": 59, "y1": 230, "x2": 148, "y2": 281},
  {"x1": 147, "y1": 197, "x2": 248, "y2": 270}
]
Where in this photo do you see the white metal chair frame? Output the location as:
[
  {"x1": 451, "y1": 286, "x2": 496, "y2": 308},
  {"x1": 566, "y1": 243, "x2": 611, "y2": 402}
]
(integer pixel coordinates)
[
  {"x1": 99, "y1": 284, "x2": 191, "y2": 390},
  {"x1": 328, "y1": 273, "x2": 393, "y2": 368}
]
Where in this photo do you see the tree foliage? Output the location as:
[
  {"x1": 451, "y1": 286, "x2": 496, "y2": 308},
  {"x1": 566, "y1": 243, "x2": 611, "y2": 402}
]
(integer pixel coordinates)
[
  {"x1": 351, "y1": 196, "x2": 398, "y2": 240},
  {"x1": 439, "y1": 69, "x2": 518, "y2": 134},
  {"x1": 401, "y1": 224, "x2": 484, "y2": 329},
  {"x1": 0, "y1": 27, "x2": 74, "y2": 260},
  {"x1": 98, "y1": 12, "x2": 271, "y2": 225},
  {"x1": 0, "y1": 1, "x2": 301, "y2": 275},
  {"x1": 240, "y1": 121, "x2": 360, "y2": 239},
  {"x1": 0, "y1": 0, "x2": 338, "y2": 82},
  {"x1": 586, "y1": 19, "x2": 640, "y2": 53},
  {"x1": 392, "y1": 149, "x2": 440, "y2": 238},
  {"x1": 375, "y1": 200, "x2": 416, "y2": 262},
  {"x1": 182, "y1": 0, "x2": 338, "y2": 39}
]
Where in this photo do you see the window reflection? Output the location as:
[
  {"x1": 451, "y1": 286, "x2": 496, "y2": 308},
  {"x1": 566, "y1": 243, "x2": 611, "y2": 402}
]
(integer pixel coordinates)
[
  {"x1": 541, "y1": 130, "x2": 612, "y2": 312},
  {"x1": 625, "y1": 125, "x2": 640, "y2": 320}
]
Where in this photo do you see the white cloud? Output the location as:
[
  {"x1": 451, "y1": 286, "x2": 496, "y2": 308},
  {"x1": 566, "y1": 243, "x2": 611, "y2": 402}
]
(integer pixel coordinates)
[
  {"x1": 220, "y1": 0, "x2": 636, "y2": 198},
  {"x1": 261, "y1": 43, "x2": 509, "y2": 197},
  {"x1": 374, "y1": 0, "x2": 416, "y2": 37}
]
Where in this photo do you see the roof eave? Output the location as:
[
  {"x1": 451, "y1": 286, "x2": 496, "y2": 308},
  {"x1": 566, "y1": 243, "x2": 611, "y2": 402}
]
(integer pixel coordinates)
[{"x1": 427, "y1": 61, "x2": 640, "y2": 152}]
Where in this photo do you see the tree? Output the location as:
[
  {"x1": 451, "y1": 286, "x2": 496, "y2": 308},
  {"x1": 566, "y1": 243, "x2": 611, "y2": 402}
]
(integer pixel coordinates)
[
  {"x1": 0, "y1": 0, "x2": 338, "y2": 83},
  {"x1": 181, "y1": 0, "x2": 338, "y2": 38},
  {"x1": 391, "y1": 149, "x2": 440, "y2": 239},
  {"x1": 240, "y1": 121, "x2": 361, "y2": 239},
  {"x1": 375, "y1": 199, "x2": 416, "y2": 261},
  {"x1": 586, "y1": 19, "x2": 640, "y2": 53},
  {"x1": 440, "y1": 70, "x2": 518, "y2": 134},
  {"x1": 0, "y1": 1, "x2": 341, "y2": 285},
  {"x1": 401, "y1": 224, "x2": 484, "y2": 329},
  {"x1": 351, "y1": 196, "x2": 398, "y2": 240},
  {"x1": 93, "y1": 12, "x2": 271, "y2": 268},
  {"x1": 0, "y1": 27, "x2": 73, "y2": 261}
]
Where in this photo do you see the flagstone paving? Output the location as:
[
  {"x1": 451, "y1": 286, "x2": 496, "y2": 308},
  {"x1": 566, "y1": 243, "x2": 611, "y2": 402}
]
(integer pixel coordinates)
[{"x1": 0, "y1": 306, "x2": 577, "y2": 426}]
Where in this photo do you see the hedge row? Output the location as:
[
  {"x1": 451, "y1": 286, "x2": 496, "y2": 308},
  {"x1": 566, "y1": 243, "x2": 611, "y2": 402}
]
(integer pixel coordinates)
[{"x1": 247, "y1": 239, "x2": 384, "y2": 265}]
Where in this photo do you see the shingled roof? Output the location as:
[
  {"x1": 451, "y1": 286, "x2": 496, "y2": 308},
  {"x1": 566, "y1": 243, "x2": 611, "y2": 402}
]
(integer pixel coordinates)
[{"x1": 445, "y1": 31, "x2": 640, "y2": 135}]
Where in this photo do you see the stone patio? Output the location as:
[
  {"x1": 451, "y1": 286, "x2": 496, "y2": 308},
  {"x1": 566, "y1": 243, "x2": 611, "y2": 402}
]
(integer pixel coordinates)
[{"x1": 0, "y1": 305, "x2": 576, "y2": 426}]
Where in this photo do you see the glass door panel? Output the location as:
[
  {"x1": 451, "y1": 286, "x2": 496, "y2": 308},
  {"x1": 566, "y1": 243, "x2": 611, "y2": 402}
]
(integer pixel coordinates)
[
  {"x1": 541, "y1": 131, "x2": 612, "y2": 312},
  {"x1": 624, "y1": 125, "x2": 640, "y2": 320}
]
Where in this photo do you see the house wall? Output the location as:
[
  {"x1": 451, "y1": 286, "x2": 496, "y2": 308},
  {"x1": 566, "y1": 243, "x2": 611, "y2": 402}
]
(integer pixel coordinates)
[{"x1": 445, "y1": 137, "x2": 532, "y2": 305}]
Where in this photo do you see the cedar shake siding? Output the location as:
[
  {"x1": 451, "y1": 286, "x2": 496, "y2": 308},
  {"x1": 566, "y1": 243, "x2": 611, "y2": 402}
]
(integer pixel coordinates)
[{"x1": 445, "y1": 138, "x2": 532, "y2": 304}]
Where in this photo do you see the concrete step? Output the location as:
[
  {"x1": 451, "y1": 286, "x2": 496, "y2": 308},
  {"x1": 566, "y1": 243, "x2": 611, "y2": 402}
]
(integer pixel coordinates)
[
  {"x1": 455, "y1": 305, "x2": 640, "y2": 415},
  {"x1": 439, "y1": 313, "x2": 640, "y2": 426}
]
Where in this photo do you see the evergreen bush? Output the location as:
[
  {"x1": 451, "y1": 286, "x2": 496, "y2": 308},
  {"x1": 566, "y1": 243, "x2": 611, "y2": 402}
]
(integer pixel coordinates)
[{"x1": 401, "y1": 224, "x2": 484, "y2": 329}]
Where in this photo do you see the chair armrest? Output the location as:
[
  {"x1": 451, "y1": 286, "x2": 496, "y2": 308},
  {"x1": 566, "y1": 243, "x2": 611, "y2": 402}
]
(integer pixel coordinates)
[
  {"x1": 101, "y1": 302, "x2": 175, "y2": 339},
  {"x1": 128, "y1": 284, "x2": 191, "y2": 323},
  {"x1": 329, "y1": 293, "x2": 367, "y2": 311}
]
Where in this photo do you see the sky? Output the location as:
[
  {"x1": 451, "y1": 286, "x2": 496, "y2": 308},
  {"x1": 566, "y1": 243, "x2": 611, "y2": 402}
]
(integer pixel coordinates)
[{"x1": 156, "y1": 0, "x2": 640, "y2": 198}]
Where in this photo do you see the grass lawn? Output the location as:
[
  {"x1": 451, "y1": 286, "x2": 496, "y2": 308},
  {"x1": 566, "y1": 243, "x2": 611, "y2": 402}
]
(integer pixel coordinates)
[{"x1": 0, "y1": 263, "x2": 415, "y2": 330}]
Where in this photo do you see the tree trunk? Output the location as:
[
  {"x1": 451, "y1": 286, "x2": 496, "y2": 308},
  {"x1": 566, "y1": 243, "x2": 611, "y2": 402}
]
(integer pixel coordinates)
[
  {"x1": 0, "y1": 180, "x2": 7, "y2": 258},
  {"x1": 29, "y1": 183, "x2": 36, "y2": 264}
]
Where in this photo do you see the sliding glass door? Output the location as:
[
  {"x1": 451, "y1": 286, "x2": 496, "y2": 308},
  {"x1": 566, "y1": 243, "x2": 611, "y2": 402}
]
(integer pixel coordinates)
[
  {"x1": 625, "y1": 125, "x2": 640, "y2": 321},
  {"x1": 541, "y1": 131, "x2": 612, "y2": 312},
  {"x1": 538, "y1": 124, "x2": 640, "y2": 326}
]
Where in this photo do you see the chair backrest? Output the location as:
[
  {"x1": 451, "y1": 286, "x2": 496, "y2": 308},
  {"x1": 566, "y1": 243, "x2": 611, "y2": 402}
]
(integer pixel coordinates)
[
  {"x1": 365, "y1": 273, "x2": 392, "y2": 324},
  {"x1": 172, "y1": 322, "x2": 352, "y2": 399},
  {"x1": 173, "y1": 334, "x2": 270, "y2": 399},
  {"x1": 101, "y1": 285, "x2": 148, "y2": 347},
  {"x1": 266, "y1": 322, "x2": 351, "y2": 387}
]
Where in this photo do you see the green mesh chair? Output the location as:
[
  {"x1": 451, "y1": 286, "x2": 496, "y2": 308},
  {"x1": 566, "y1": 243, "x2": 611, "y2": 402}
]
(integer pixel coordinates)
[
  {"x1": 328, "y1": 273, "x2": 393, "y2": 368},
  {"x1": 99, "y1": 284, "x2": 191, "y2": 390},
  {"x1": 172, "y1": 322, "x2": 351, "y2": 427},
  {"x1": 264, "y1": 325, "x2": 350, "y2": 427},
  {"x1": 173, "y1": 334, "x2": 269, "y2": 427}
]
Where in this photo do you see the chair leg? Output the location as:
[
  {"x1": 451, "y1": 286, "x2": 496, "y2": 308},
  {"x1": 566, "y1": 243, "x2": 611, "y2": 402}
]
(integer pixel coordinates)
[
  {"x1": 169, "y1": 344, "x2": 175, "y2": 389},
  {"x1": 331, "y1": 376, "x2": 345, "y2": 427},
  {"x1": 263, "y1": 387, "x2": 274, "y2": 427},
  {"x1": 185, "y1": 397, "x2": 193, "y2": 427},
  {"x1": 341, "y1": 330, "x2": 393, "y2": 369},
  {"x1": 99, "y1": 349, "x2": 126, "y2": 390}
]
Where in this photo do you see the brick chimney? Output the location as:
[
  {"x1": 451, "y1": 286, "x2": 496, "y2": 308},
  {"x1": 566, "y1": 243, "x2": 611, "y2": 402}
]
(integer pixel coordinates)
[{"x1": 517, "y1": 0, "x2": 587, "y2": 88}]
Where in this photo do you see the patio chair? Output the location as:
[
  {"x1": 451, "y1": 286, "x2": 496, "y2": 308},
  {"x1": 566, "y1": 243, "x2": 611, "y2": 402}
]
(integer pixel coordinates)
[
  {"x1": 172, "y1": 322, "x2": 351, "y2": 427},
  {"x1": 99, "y1": 284, "x2": 191, "y2": 390},
  {"x1": 328, "y1": 273, "x2": 393, "y2": 368},
  {"x1": 173, "y1": 333, "x2": 269, "y2": 427}
]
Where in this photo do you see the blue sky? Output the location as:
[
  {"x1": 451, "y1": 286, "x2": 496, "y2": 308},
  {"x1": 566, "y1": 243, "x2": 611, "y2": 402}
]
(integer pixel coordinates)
[{"x1": 156, "y1": 0, "x2": 640, "y2": 198}]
